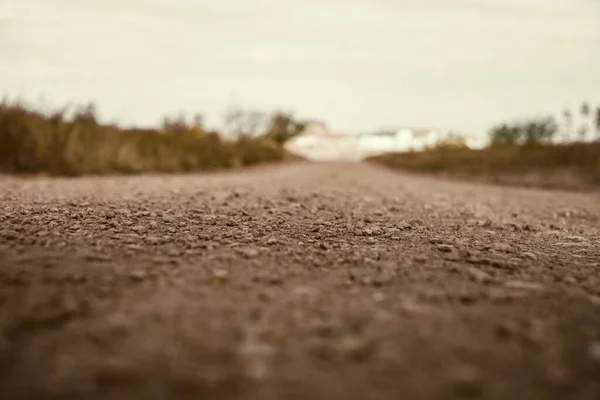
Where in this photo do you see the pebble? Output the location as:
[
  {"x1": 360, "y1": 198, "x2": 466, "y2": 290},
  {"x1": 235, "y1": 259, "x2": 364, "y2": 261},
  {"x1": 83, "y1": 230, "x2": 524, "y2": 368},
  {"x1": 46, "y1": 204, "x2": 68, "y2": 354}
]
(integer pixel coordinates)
[
  {"x1": 564, "y1": 235, "x2": 588, "y2": 242},
  {"x1": 212, "y1": 269, "x2": 229, "y2": 283},
  {"x1": 414, "y1": 255, "x2": 429, "y2": 264},
  {"x1": 237, "y1": 336, "x2": 276, "y2": 358},
  {"x1": 145, "y1": 236, "x2": 160, "y2": 245},
  {"x1": 505, "y1": 280, "x2": 543, "y2": 291},
  {"x1": 449, "y1": 365, "x2": 483, "y2": 396},
  {"x1": 521, "y1": 251, "x2": 538, "y2": 260},
  {"x1": 399, "y1": 221, "x2": 413, "y2": 230},
  {"x1": 291, "y1": 285, "x2": 319, "y2": 297},
  {"x1": 588, "y1": 341, "x2": 600, "y2": 362},
  {"x1": 129, "y1": 270, "x2": 147, "y2": 281},
  {"x1": 336, "y1": 335, "x2": 376, "y2": 362},
  {"x1": 493, "y1": 243, "x2": 512, "y2": 252},
  {"x1": 466, "y1": 267, "x2": 493, "y2": 283},
  {"x1": 2, "y1": 230, "x2": 19, "y2": 240},
  {"x1": 436, "y1": 244, "x2": 454, "y2": 253},
  {"x1": 266, "y1": 237, "x2": 278, "y2": 245},
  {"x1": 240, "y1": 248, "x2": 260, "y2": 258},
  {"x1": 443, "y1": 249, "x2": 462, "y2": 261}
]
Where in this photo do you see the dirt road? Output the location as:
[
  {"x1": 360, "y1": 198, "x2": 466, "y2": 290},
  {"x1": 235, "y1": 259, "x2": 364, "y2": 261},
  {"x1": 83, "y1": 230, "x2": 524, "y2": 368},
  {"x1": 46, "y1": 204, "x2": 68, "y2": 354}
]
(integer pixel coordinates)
[{"x1": 1, "y1": 162, "x2": 599, "y2": 400}]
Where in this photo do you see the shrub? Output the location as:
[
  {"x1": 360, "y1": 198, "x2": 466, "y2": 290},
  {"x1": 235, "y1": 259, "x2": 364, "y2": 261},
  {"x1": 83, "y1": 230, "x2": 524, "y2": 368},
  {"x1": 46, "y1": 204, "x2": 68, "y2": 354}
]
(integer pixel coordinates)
[{"x1": 0, "y1": 101, "x2": 286, "y2": 176}]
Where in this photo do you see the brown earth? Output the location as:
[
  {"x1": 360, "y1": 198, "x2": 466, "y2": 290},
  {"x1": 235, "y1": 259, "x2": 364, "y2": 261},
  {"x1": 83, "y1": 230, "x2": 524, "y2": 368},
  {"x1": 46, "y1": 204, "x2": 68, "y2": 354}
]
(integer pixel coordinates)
[{"x1": 1, "y1": 162, "x2": 600, "y2": 400}]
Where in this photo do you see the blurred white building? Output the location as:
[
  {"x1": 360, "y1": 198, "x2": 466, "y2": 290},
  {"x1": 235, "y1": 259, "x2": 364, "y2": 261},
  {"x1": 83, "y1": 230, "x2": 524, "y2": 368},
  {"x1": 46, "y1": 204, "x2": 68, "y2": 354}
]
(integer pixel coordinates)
[{"x1": 285, "y1": 125, "x2": 450, "y2": 161}]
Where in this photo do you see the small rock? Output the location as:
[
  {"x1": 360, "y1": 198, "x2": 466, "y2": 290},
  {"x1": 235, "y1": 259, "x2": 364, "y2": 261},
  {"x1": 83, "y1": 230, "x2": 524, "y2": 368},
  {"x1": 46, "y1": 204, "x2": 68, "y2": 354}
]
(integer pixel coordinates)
[
  {"x1": 2, "y1": 230, "x2": 19, "y2": 240},
  {"x1": 237, "y1": 337, "x2": 276, "y2": 381},
  {"x1": 399, "y1": 221, "x2": 413, "y2": 230},
  {"x1": 85, "y1": 253, "x2": 112, "y2": 262},
  {"x1": 266, "y1": 238, "x2": 278, "y2": 245},
  {"x1": 372, "y1": 292, "x2": 386, "y2": 302},
  {"x1": 237, "y1": 337, "x2": 275, "y2": 358},
  {"x1": 478, "y1": 219, "x2": 493, "y2": 228},
  {"x1": 131, "y1": 225, "x2": 145, "y2": 232},
  {"x1": 565, "y1": 235, "x2": 588, "y2": 242},
  {"x1": 521, "y1": 251, "x2": 538, "y2": 260},
  {"x1": 129, "y1": 270, "x2": 147, "y2": 281},
  {"x1": 493, "y1": 243, "x2": 512, "y2": 252},
  {"x1": 366, "y1": 237, "x2": 377, "y2": 245},
  {"x1": 398, "y1": 297, "x2": 432, "y2": 315},
  {"x1": 336, "y1": 335, "x2": 376, "y2": 362},
  {"x1": 145, "y1": 236, "x2": 160, "y2": 245},
  {"x1": 588, "y1": 341, "x2": 600, "y2": 362},
  {"x1": 212, "y1": 269, "x2": 229, "y2": 283},
  {"x1": 240, "y1": 248, "x2": 260, "y2": 258},
  {"x1": 449, "y1": 365, "x2": 483, "y2": 396},
  {"x1": 466, "y1": 267, "x2": 493, "y2": 283},
  {"x1": 505, "y1": 280, "x2": 543, "y2": 291},
  {"x1": 436, "y1": 244, "x2": 454, "y2": 253},
  {"x1": 444, "y1": 249, "x2": 462, "y2": 261},
  {"x1": 291, "y1": 285, "x2": 319, "y2": 297},
  {"x1": 493, "y1": 321, "x2": 517, "y2": 340},
  {"x1": 266, "y1": 276, "x2": 284, "y2": 286},
  {"x1": 414, "y1": 255, "x2": 429, "y2": 264},
  {"x1": 319, "y1": 242, "x2": 329, "y2": 250}
]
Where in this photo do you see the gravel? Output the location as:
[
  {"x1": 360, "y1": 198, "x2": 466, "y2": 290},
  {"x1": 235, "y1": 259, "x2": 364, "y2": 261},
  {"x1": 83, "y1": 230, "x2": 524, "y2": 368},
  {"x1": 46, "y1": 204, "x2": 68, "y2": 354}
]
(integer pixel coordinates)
[{"x1": 1, "y1": 162, "x2": 600, "y2": 400}]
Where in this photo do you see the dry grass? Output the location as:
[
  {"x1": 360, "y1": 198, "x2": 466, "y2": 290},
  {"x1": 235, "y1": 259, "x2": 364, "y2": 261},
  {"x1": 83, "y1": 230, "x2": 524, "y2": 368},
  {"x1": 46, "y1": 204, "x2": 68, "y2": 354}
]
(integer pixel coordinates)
[
  {"x1": 0, "y1": 102, "x2": 288, "y2": 176},
  {"x1": 368, "y1": 143, "x2": 600, "y2": 190}
]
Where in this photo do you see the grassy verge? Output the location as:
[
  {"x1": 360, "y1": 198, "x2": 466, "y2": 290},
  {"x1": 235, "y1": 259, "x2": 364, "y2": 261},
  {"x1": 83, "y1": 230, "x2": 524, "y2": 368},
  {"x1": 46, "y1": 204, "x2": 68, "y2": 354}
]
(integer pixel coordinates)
[
  {"x1": 0, "y1": 102, "x2": 290, "y2": 176},
  {"x1": 367, "y1": 143, "x2": 600, "y2": 191}
]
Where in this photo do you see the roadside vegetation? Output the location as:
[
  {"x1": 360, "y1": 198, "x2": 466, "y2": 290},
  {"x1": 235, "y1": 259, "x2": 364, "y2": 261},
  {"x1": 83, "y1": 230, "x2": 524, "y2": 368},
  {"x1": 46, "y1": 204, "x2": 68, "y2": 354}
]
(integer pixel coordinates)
[
  {"x1": 369, "y1": 102, "x2": 600, "y2": 190},
  {"x1": 0, "y1": 100, "x2": 307, "y2": 176}
]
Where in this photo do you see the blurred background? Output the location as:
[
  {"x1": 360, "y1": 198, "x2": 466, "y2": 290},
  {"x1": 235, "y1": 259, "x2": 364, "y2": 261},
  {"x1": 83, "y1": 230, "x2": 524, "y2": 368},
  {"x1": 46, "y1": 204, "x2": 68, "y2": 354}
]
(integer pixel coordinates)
[{"x1": 1, "y1": 0, "x2": 599, "y2": 184}]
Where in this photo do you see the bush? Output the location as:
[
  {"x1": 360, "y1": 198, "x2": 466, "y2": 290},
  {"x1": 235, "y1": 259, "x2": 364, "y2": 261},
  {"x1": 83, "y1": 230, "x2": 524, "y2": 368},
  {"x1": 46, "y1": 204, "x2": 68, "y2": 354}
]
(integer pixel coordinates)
[
  {"x1": 489, "y1": 117, "x2": 558, "y2": 146},
  {"x1": 368, "y1": 143, "x2": 600, "y2": 190},
  {"x1": 0, "y1": 101, "x2": 286, "y2": 176}
]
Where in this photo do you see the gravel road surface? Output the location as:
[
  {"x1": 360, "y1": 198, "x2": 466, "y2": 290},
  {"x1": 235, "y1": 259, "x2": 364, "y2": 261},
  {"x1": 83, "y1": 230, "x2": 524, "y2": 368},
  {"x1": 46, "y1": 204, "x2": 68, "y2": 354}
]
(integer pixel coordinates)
[{"x1": 1, "y1": 162, "x2": 600, "y2": 400}]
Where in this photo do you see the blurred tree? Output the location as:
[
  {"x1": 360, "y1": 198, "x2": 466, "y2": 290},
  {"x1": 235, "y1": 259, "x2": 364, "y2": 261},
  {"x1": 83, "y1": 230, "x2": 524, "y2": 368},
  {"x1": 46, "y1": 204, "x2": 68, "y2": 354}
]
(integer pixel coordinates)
[
  {"x1": 433, "y1": 132, "x2": 468, "y2": 150},
  {"x1": 562, "y1": 107, "x2": 573, "y2": 142},
  {"x1": 265, "y1": 111, "x2": 306, "y2": 144},
  {"x1": 522, "y1": 117, "x2": 558, "y2": 145},
  {"x1": 192, "y1": 113, "x2": 204, "y2": 130},
  {"x1": 581, "y1": 102, "x2": 591, "y2": 117},
  {"x1": 489, "y1": 117, "x2": 557, "y2": 146},
  {"x1": 162, "y1": 113, "x2": 188, "y2": 133},
  {"x1": 489, "y1": 123, "x2": 521, "y2": 146},
  {"x1": 222, "y1": 107, "x2": 267, "y2": 137},
  {"x1": 579, "y1": 102, "x2": 591, "y2": 142},
  {"x1": 596, "y1": 107, "x2": 600, "y2": 140},
  {"x1": 73, "y1": 103, "x2": 98, "y2": 125}
]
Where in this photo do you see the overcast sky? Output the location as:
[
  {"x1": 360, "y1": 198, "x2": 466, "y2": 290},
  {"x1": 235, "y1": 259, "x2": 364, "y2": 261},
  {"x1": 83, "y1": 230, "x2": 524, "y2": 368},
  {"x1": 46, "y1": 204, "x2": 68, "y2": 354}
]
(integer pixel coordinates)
[{"x1": 1, "y1": 0, "x2": 599, "y2": 137}]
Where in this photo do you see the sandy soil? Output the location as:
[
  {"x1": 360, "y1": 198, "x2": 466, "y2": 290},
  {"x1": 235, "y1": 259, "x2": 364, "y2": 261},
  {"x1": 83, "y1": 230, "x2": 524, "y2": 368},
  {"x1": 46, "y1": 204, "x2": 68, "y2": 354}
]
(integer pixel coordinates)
[{"x1": 1, "y1": 162, "x2": 599, "y2": 400}]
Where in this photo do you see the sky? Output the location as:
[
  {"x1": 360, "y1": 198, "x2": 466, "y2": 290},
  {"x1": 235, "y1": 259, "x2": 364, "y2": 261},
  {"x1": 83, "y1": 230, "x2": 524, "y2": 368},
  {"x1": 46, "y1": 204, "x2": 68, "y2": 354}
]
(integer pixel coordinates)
[{"x1": 1, "y1": 0, "x2": 599, "y2": 139}]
